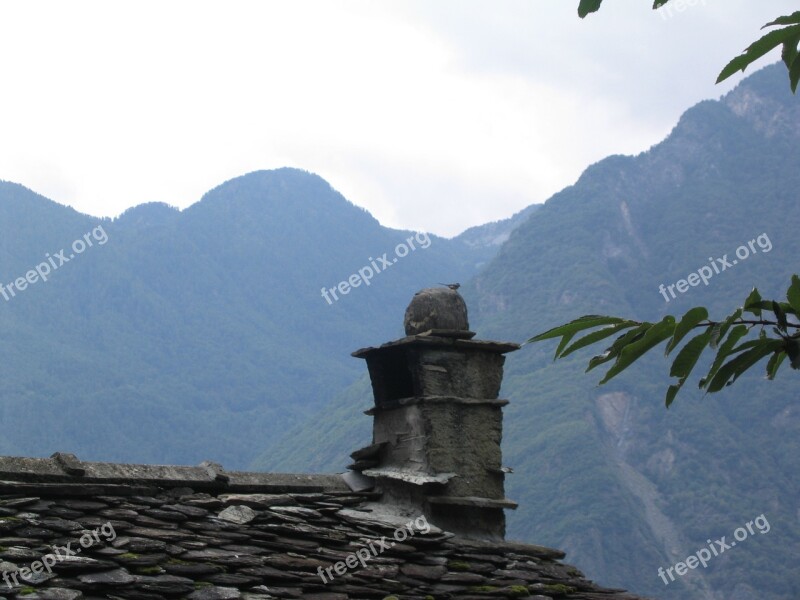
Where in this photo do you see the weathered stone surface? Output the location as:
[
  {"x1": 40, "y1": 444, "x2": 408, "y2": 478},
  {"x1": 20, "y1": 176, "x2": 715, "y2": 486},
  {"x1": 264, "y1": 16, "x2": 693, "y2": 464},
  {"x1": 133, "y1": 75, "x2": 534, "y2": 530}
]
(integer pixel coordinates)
[
  {"x1": 162, "y1": 561, "x2": 225, "y2": 577},
  {"x1": 16, "y1": 570, "x2": 58, "y2": 586},
  {"x1": 0, "y1": 559, "x2": 20, "y2": 573},
  {"x1": 112, "y1": 536, "x2": 168, "y2": 553},
  {"x1": 216, "y1": 506, "x2": 256, "y2": 525},
  {"x1": 182, "y1": 497, "x2": 225, "y2": 510},
  {"x1": 13, "y1": 526, "x2": 54, "y2": 538},
  {"x1": 237, "y1": 566, "x2": 303, "y2": 582},
  {"x1": 134, "y1": 514, "x2": 180, "y2": 529},
  {"x1": 264, "y1": 553, "x2": 329, "y2": 570},
  {"x1": 142, "y1": 509, "x2": 188, "y2": 522},
  {"x1": 0, "y1": 546, "x2": 43, "y2": 561},
  {"x1": 250, "y1": 585, "x2": 301, "y2": 598},
  {"x1": 399, "y1": 563, "x2": 448, "y2": 580},
  {"x1": 51, "y1": 555, "x2": 118, "y2": 572},
  {"x1": 41, "y1": 507, "x2": 80, "y2": 519},
  {"x1": 161, "y1": 504, "x2": 209, "y2": 518},
  {"x1": 124, "y1": 527, "x2": 189, "y2": 541},
  {"x1": 205, "y1": 572, "x2": 262, "y2": 586},
  {"x1": 115, "y1": 552, "x2": 167, "y2": 567},
  {"x1": 218, "y1": 494, "x2": 295, "y2": 509},
  {"x1": 55, "y1": 501, "x2": 108, "y2": 511},
  {"x1": 32, "y1": 518, "x2": 84, "y2": 532},
  {"x1": 0, "y1": 498, "x2": 40, "y2": 508},
  {"x1": 32, "y1": 587, "x2": 85, "y2": 600},
  {"x1": 134, "y1": 573, "x2": 194, "y2": 594},
  {"x1": 0, "y1": 517, "x2": 24, "y2": 533},
  {"x1": 0, "y1": 536, "x2": 40, "y2": 547},
  {"x1": 128, "y1": 496, "x2": 163, "y2": 507},
  {"x1": 187, "y1": 586, "x2": 241, "y2": 600},
  {"x1": 404, "y1": 287, "x2": 470, "y2": 334},
  {"x1": 99, "y1": 509, "x2": 139, "y2": 519},
  {"x1": 440, "y1": 571, "x2": 487, "y2": 584},
  {"x1": 179, "y1": 548, "x2": 244, "y2": 561},
  {"x1": 0, "y1": 477, "x2": 647, "y2": 600},
  {"x1": 77, "y1": 568, "x2": 136, "y2": 585}
]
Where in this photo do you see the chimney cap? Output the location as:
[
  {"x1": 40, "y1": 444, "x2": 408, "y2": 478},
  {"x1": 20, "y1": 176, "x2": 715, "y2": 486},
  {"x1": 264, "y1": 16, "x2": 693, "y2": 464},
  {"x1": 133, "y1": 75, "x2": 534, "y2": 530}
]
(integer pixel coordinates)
[{"x1": 404, "y1": 287, "x2": 469, "y2": 336}]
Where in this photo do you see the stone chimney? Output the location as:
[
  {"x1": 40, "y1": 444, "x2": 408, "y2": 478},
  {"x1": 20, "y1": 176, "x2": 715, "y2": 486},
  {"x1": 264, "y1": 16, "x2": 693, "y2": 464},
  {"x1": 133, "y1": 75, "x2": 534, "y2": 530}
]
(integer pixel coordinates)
[{"x1": 349, "y1": 287, "x2": 519, "y2": 540}]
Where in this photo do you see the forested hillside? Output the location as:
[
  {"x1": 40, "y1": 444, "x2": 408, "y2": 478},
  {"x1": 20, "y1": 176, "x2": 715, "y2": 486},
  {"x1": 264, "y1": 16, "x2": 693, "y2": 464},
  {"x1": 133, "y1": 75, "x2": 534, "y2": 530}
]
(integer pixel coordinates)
[
  {"x1": 257, "y1": 64, "x2": 800, "y2": 600},
  {"x1": 0, "y1": 168, "x2": 511, "y2": 467}
]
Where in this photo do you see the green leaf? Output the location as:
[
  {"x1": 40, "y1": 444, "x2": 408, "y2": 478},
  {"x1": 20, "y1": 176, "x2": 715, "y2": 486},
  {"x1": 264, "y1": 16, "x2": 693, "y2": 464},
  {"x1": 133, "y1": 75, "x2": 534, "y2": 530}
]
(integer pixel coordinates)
[
  {"x1": 727, "y1": 339, "x2": 764, "y2": 355},
  {"x1": 586, "y1": 350, "x2": 615, "y2": 372},
  {"x1": 666, "y1": 307, "x2": 707, "y2": 355},
  {"x1": 670, "y1": 330, "x2": 712, "y2": 379},
  {"x1": 665, "y1": 329, "x2": 712, "y2": 407},
  {"x1": 717, "y1": 24, "x2": 800, "y2": 84},
  {"x1": 782, "y1": 32, "x2": 800, "y2": 72},
  {"x1": 526, "y1": 315, "x2": 630, "y2": 343},
  {"x1": 599, "y1": 317, "x2": 675, "y2": 384},
  {"x1": 787, "y1": 275, "x2": 800, "y2": 316},
  {"x1": 710, "y1": 309, "x2": 742, "y2": 349},
  {"x1": 702, "y1": 324, "x2": 749, "y2": 385},
  {"x1": 700, "y1": 337, "x2": 765, "y2": 388},
  {"x1": 789, "y1": 52, "x2": 800, "y2": 93},
  {"x1": 787, "y1": 340, "x2": 800, "y2": 369},
  {"x1": 746, "y1": 300, "x2": 776, "y2": 313},
  {"x1": 766, "y1": 350, "x2": 787, "y2": 380},
  {"x1": 586, "y1": 325, "x2": 650, "y2": 372},
  {"x1": 773, "y1": 301, "x2": 788, "y2": 332},
  {"x1": 559, "y1": 322, "x2": 638, "y2": 359},
  {"x1": 743, "y1": 287, "x2": 763, "y2": 317},
  {"x1": 652, "y1": 0, "x2": 670, "y2": 8},
  {"x1": 706, "y1": 340, "x2": 783, "y2": 393},
  {"x1": 665, "y1": 384, "x2": 681, "y2": 409},
  {"x1": 554, "y1": 331, "x2": 578, "y2": 361},
  {"x1": 578, "y1": 0, "x2": 603, "y2": 18},
  {"x1": 764, "y1": 11, "x2": 800, "y2": 28}
]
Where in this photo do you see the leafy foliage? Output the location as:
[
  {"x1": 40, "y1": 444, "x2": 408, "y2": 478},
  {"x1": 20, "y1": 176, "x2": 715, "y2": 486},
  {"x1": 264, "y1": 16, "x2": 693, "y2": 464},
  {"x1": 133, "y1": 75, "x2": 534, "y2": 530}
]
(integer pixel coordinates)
[
  {"x1": 577, "y1": 1, "x2": 800, "y2": 92},
  {"x1": 718, "y1": 12, "x2": 800, "y2": 92},
  {"x1": 528, "y1": 276, "x2": 800, "y2": 407}
]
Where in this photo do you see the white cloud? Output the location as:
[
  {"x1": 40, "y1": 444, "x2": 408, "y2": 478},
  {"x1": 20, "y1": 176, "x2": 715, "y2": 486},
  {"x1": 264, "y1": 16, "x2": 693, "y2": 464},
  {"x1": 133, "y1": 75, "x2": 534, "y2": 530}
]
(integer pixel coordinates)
[{"x1": 0, "y1": 0, "x2": 795, "y2": 237}]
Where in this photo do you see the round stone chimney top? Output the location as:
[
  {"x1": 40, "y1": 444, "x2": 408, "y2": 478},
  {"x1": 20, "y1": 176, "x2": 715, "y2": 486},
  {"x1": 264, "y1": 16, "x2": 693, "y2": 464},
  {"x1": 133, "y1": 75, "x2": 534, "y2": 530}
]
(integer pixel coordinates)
[{"x1": 404, "y1": 287, "x2": 470, "y2": 336}]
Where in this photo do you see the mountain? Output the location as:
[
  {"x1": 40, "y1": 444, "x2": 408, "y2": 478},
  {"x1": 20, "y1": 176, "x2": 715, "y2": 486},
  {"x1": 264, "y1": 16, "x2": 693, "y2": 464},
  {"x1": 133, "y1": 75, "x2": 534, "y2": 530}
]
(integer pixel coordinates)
[
  {"x1": 0, "y1": 168, "x2": 527, "y2": 468},
  {"x1": 2, "y1": 60, "x2": 797, "y2": 600},
  {"x1": 256, "y1": 64, "x2": 800, "y2": 600},
  {"x1": 453, "y1": 204, "x2": 541, "y2": 266}
]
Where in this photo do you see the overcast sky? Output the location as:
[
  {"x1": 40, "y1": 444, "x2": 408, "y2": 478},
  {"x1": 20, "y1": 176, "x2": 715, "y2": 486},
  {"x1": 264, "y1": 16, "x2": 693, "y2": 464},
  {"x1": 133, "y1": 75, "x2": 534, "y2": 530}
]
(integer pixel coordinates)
[{"x1": 0, "y1": 1, "x2": 795, "y2": 237}]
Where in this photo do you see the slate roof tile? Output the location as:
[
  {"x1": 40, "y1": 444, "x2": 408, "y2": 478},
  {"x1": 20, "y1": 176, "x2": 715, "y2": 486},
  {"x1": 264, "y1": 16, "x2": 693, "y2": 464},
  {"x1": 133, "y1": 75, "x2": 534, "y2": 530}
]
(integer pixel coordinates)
[{"x1": 0, "y1": 457, "x2": 648, "y2": 600}]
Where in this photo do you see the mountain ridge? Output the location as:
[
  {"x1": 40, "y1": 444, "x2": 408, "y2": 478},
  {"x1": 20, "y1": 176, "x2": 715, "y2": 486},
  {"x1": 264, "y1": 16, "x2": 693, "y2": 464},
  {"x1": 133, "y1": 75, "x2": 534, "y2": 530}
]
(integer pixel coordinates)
[
  {"x1": 0, "y1": 62, "x2": 796, "y2": 600},
  {"x1": 0, "y1": 166, "x2": 529, "y2": 468},
  {"x1": 257, "y1": 63, "x2": 800, "y2": 600}
]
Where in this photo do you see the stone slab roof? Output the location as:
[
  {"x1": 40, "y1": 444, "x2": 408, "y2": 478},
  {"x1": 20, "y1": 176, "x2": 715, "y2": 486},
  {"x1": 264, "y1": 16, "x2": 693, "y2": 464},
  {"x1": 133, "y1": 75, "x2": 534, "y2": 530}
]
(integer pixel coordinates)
[{"x1": 0, "y1": 456, "x2": 648, "y2": 600}]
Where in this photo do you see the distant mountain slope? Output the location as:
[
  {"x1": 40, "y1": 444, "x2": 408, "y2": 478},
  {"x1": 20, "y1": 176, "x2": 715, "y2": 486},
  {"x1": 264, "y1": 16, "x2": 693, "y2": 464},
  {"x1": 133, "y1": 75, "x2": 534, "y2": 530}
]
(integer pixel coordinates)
[
  {"x1": 0, "y1": 168, "x2": 515, "y2": 468},
  {"x1": 452, "y1": 204, "x2": 540, "y2": 268},
  {"x1": 258, "y1": 64, "x2": 800, "y2": 600},
  {"x1": 469, "y1": 63, "x2": 800, "y2": 599}
]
